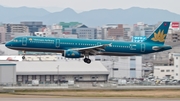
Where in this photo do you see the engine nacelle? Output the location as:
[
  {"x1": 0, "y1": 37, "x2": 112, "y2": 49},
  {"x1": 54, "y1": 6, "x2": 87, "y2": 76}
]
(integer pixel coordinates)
[
  {"x1": 62, "y1": 50, "x2": 84, "y2": 58},
  {"x1": 152, "y1": 46, "x2": 160, "y2": 51}
]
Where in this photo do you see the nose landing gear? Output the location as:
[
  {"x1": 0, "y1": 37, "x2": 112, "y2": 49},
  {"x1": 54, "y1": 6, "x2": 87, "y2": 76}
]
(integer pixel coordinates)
[
  {"x1": 22, "y1": 51, "x2": 26, "y2": 60},
  {"x1": 22, "y1": 55, "x2": 25, "y2": 60}
]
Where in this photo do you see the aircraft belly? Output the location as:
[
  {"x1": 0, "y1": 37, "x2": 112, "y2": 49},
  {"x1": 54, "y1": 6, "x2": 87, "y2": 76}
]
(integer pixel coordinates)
[{"x1": 96, "y1": 52, "x2": 138, "y2": 56}]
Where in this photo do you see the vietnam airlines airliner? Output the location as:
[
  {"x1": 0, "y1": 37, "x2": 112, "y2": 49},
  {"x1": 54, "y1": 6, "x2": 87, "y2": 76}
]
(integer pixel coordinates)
[{"x1": 5, "y1": 22, "x2": 172, "y2": 64}]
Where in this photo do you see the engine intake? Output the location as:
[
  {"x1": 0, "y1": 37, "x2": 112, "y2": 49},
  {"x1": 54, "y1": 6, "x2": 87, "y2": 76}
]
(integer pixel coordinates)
[{"x1": 62, "y1": 50, "x2": 84, "y2": 58}]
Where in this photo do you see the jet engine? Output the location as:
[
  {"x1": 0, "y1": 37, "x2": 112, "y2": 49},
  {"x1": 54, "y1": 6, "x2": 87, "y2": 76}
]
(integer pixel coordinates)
[{"x1": 62, "y1": 50, "x2": 84, "y2": 58}]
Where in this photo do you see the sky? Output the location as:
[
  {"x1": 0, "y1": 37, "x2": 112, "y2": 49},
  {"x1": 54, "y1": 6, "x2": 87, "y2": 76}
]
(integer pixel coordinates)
[{"x1": 0, "y1": 0, "x2": 180, "y2": 14}]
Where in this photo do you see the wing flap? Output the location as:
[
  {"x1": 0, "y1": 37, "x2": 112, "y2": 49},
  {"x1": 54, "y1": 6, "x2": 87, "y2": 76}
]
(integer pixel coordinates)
[{"x1": 69, "y1": 43, "x2": 112, "y2": 54}]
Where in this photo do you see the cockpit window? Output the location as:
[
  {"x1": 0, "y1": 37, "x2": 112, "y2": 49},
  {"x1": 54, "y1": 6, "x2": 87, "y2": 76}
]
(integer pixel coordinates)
[{"x1": 13, "y1": 39, "x2": 18, "y2": 42}]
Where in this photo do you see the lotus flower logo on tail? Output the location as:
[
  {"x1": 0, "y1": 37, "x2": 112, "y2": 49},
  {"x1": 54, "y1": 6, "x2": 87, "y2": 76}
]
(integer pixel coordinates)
[{"x1": 151, "y1": 30, "x2": 166, "y2": 42}]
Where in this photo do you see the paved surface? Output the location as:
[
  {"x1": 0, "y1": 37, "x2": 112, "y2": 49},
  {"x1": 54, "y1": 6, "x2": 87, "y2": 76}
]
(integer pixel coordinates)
[
  {"x1": 0, "y1": 98, "x2": 180, "y2": 101},
  {"x1": 4, "y1": 86, "x2": 180, "y2": 90}
]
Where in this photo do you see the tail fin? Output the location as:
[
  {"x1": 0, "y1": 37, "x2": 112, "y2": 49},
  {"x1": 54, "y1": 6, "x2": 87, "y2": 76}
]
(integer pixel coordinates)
[{"x1": 143, "y1": 21, "x2": 171, "y2": 45}]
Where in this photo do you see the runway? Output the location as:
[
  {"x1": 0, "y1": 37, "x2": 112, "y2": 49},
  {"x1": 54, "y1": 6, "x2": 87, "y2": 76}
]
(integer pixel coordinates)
[{"x1": 0, "y1": 98, "x2": 180, "y2": 101}]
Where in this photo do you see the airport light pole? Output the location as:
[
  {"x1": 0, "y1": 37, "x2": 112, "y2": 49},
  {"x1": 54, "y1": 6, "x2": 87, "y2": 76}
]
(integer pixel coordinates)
[
  {"x1": 57, "y1": 65, "x2": 59, "y2": 85},
  {"x1": 111, "y1": 59, "x2": 115, "y2": 78}
]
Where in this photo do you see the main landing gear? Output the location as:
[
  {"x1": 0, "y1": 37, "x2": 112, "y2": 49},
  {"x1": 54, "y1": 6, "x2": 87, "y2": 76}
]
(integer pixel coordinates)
[
  {"x1": 84, "y1": 58, "x2": 91, "y2": 64},
  {"x1": 22, "y1": 51, "x2": 26, "y2": 60},
  {"x1": 83, "y1": 55, "x2": 91, "y2": 64}
]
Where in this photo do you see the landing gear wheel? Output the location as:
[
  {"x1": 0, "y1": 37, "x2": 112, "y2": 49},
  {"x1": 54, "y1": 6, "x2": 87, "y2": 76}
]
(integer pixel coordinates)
[
  {"x1": 86, "y1": 59, "x2": 91, "y2": 64},
  {"x1": 22, "y1": 50, "x2": 26, "y2": 60},
  {"x1": 83, "y1": 58, "x2": 91, "y2": 64},
  {"x1": 83, "y1": 58, "x2": 88, "y2": 62},
  {"x1": 22, "y1": 56, "x2": 25, "y2": 60}
]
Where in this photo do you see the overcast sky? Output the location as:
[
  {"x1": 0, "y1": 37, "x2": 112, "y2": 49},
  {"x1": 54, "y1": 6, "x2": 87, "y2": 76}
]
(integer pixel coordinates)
[{"x1": 0, "y1": 0, "x2": 179, "y2": 14}]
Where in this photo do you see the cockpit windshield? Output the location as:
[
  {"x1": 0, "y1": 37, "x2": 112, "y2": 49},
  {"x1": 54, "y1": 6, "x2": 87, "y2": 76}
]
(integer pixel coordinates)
[{"x1": 11, "y1": 37, "x2": 22, "y2": 42}]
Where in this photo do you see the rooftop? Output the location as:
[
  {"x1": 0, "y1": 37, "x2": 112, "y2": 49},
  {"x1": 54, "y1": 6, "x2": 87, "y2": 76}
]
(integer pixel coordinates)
[
  {"x1": 9, "y1": 61, "x2": 109, "y2": 75},
  {"x1": 0, "y1": 61, "x2": 16, "y2": 66}
]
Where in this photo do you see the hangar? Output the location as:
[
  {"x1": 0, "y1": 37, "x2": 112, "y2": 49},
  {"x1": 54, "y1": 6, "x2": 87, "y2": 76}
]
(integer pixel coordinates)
[
  {"x1": 0, "y1": 62, "x2": 16, "y2": 85},
  {"x1": 2, "y1": 61, "x2": 109, "y2": 85}
]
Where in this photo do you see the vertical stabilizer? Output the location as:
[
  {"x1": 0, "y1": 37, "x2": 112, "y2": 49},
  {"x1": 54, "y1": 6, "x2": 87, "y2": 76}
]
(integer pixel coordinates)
[{"x1": 143, "y1": 22, "x2": 171, "y2": 45}]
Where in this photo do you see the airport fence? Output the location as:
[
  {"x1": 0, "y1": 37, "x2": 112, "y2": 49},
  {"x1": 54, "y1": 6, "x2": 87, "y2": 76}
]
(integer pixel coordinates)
[{"x1": 1, "y1": 80, "x2": 180, "y2": 88}]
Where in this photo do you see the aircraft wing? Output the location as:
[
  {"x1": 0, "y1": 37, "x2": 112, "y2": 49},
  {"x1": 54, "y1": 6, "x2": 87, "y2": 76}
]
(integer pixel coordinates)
[{"x1": 70, "y1": 43, "x2": 112, "y2": 54}]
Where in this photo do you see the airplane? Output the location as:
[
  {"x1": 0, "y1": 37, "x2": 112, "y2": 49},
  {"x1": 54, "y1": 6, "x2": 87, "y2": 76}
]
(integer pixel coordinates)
[{"x1": 5, "y1": 21, "x2": 172, "y2": 64}]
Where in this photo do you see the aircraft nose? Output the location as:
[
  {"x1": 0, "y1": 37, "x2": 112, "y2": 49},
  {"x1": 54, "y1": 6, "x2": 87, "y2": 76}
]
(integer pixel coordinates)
[{"x1": 5, "y1": 42, "x2": 11, "y2": 47}]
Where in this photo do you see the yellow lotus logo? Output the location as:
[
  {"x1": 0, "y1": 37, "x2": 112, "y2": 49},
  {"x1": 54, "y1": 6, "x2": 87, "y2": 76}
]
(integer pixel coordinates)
[
  {"x1": 71, "y1": 53, "x2": 75, "y2": 56},
  {"x1": 29, "y1": 38, "x2": 32, "y2": 41},
  {"x1": 151, "y1": 30, "x2": 166, "y2": 42}
]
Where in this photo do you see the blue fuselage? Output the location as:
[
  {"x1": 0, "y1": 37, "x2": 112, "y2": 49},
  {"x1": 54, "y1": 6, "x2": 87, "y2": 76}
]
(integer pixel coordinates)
[{"x1": 5, "y1": 36, "x2": 172, "y2": 56}]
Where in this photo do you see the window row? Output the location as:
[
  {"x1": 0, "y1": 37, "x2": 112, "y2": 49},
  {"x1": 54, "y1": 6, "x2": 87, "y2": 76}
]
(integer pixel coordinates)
[{"x1": 30, "y1": 41, "x2": 54, "y2": 44}]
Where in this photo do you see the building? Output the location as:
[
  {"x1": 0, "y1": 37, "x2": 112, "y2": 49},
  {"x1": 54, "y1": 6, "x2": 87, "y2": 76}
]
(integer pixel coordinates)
[
  {"x1": 20, "y1": 21, "x2": 46, "y2": 36},
  {"x1": 160, "y1": 21, "x2": 180, "y2": 43},
  {"x1": 123, "y1": 24, "x2": 132, "y2": 41},
  {"x1": 144, "y1": 25, "x2": 156, "y2": 37},
  {"x1": 133, "y1": 22, "x2": 156, "y2": 38},
  {"x1": 0, "y1": 54, "x2": 109, "y2": 85},
  {"x1": 98, "y1": 56, "x2": 142, "y2": 78},
  {"x1": 169, "y1": 21, "x2": 180, "y2": 30},
  {"x1": 59, "y1": 22, "x2": 82, "y2": 31},
  {"x1": 154, "y1": 53, "x2": 180, "y2": 80},
  {"x1": 96, "y1": 27, "x2": 102, "y2": 39},
  {"x1": 173, "y1": 53, "x2": 180, "y2": 80},
  {"x1": 61, "y1": 34, "x2": 78, "y2": 38},
  {"x1": 37, "y1": 27, "x2": 52, "y2": 37},
  {"x1": 107, "y1": 24, "x2": 124, "y2": 40},
  {"x1": 0, "y1": 55, "x2": 59, "y2": 61},
  {"x1": 133, "y1": 22, "x2": 145, "y2": 36},
  {"x1": 4, "y1": 24, "x2": 29, "y2": 33},
  {"x1": 166, "y1": 31, "x2": 180, "y2": 42},
  {"x1": 4, "y1": 24, "x2": 30, "y2": 42},
  {"x1": 0, "y1": 25, "x2": 6, "y2": 43},
  {"x1": 76, "y1": 27, "x2": 97, "y2": 39},
  {"x1": 34, "y1": 32, "x2": 47, "y2": 37},
  {"x1": 154, "y1": 66, "x2": 174, "y2": 79},
  {"x1": 3, "y1": 23, "x2": 30, "y2": 41},
  {"x1": 0, "y1": 60, "x2": 109, "y2": 86},
  {"x1": 64, "y1": 24, "x2": 97, "y2": 39},
  {"x1": 11, "y1": 32, "x2": 29, "y2": 37},
  {"x1": 101, "y1": 28, "x2": 108, "y2": 39},
  {"x1": 102, "y1": 24, "x2": 129, "y2": 40},
  {"x1": 51, "y1": 24, "x2": 63, "y2": 37},
  {"x1": 0, "y1": 62, "x2": 16, "y2": 85},
  {"x1": 35, "y1": 25, "x2": 63, "y2": 38},
  {"x1": 15, "y1": 61, "x2": 109, "y2": 85}
]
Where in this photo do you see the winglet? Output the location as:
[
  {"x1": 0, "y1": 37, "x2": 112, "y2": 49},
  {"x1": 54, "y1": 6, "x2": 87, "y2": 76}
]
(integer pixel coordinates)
[
  {"x1": 103, "y1": 43, "x2": 112, "y2": 47},
  {"x1": 108, "y1": 43, "x2": 112, "y2": 47}
]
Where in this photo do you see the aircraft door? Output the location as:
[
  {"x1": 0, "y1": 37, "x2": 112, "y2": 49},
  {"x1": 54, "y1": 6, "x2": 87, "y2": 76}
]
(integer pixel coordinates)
[
  {"x1": 130, "y1": 44, "x2": 137, "y2": 50},
  {"x1": 22, "y1": 37, "x2": 27, "y2": 46},
  {"x1": 141, "y1": 43, "x2": 145, "y2": 52},
  {"x1": 56, "y1": 39, "x2": 60, "y2": 48}
]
